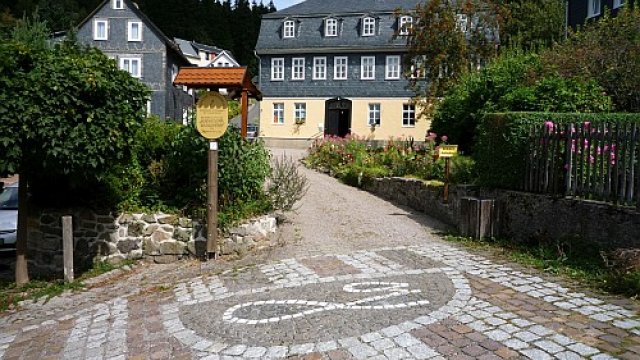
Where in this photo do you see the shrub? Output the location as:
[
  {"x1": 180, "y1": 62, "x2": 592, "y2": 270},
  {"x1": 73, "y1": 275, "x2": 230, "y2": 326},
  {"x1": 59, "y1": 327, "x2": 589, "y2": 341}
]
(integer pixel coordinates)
[
  {"x1": 542, "y1": 6, "x2": 640, "y2": 112},
  {"x1": 267, "y1": 155, "x2": 309, "y2": 212},
  {"x1": 432, "y1": 51, "x2": 612, "y2": 153},
  {"x1": 449, "y1": 156, "x2": 477, "y2": 185},
  {"x1": 336, "y1": 164, "x2": 391, "y2": 188},
  {"x1": 475, "y1": 112, "x2": 640, "y2": 188}
]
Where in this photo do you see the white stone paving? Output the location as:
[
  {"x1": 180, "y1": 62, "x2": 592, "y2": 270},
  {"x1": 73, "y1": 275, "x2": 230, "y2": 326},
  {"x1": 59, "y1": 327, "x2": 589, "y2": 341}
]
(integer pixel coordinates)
[
  {"x1": 410, "y1": 245, "x2": 640, "y2": 333},
  {"x1": 62, "y1": 297, "x2": 128, "y2": 360},
  {"x1": 0, "y1": 331, "x2": 17, "y2": 359},
  {"x1": 336, "y1": 251, "x2": 405, "y2": 274},
  {"x1": 457, "y1": 297, "x2": 615, "y2": 359},
  {"x1": 174, "y1": 275, "x2": 228, "y2": 305},
  {"x1": 260, "y1": 259, "x2": 321, "y2": 285}
]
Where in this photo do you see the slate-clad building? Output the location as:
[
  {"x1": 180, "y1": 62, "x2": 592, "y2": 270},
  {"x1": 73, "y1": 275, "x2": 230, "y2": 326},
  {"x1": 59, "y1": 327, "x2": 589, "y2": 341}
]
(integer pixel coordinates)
[
  {"x1": 568, "y1": 0, "x2": 635, "y2": 29},
  {"x1": 75, "y1": 0, "x2": 193, "y2": 121},
  {"x1": 255, "y1": 0, "x2": 427, "y2": 147}
]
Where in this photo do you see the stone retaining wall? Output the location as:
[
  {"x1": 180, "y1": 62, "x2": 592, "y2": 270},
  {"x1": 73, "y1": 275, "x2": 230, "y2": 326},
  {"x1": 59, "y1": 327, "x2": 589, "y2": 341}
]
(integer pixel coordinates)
[
  {"x1": 364, "y1": 177, "x2": 640, "y2": 249},
  {"x1": 26, "y1": 208, "x2": 278, "y2": 277}
]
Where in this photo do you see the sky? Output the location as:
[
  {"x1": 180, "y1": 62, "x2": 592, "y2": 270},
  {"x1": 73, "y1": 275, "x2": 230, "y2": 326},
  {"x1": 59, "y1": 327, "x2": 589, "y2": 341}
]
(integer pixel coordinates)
[{"x1": 272, "y1": 0, "x2": 304, "y2": 11}]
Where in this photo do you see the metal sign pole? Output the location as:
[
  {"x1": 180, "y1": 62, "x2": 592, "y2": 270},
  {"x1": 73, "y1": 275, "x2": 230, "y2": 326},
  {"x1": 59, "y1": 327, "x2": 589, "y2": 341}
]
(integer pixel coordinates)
[{"x1": 207, "y1": 141, "x2": 219, "y2": 259}]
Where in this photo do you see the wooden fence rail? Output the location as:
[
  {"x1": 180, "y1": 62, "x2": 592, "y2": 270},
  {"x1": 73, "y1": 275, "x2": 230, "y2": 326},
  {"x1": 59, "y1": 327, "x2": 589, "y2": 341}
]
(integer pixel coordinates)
[{"x1": 524, "y1": 122, "x2": 640, "y2": 209}]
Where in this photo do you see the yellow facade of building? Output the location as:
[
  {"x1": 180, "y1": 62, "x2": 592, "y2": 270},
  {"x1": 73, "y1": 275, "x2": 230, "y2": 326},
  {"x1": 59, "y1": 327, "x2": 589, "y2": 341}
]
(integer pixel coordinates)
[{"x1": 259, "y1": 97, "x2": 431, "y2": 148}]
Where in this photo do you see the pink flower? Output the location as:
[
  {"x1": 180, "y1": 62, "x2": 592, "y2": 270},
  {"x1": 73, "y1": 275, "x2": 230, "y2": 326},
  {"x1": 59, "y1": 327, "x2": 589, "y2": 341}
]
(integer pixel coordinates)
[
  {"x1": 544, "y1": 121, "x2": 554, "y2": 131},
  {"x1": 441, "y1": 135, "x2": 448, "y2": 142}
]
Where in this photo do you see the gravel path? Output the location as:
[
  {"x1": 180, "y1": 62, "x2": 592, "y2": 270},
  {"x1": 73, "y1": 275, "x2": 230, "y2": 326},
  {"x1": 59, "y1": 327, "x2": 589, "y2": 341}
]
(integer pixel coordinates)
[{"x1": 266, "y1": 148, "x2": 450, "y2": 259}]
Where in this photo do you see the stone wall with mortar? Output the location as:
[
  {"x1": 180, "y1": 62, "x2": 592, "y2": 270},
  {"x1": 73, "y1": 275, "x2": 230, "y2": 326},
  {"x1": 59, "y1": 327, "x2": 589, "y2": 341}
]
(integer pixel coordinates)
[
  {"x1": 26, "y1": 208, "x2": 278, "y2": 277},
  {"x1": 364, "y1": 177, "x2": 640, "y2": 250}
]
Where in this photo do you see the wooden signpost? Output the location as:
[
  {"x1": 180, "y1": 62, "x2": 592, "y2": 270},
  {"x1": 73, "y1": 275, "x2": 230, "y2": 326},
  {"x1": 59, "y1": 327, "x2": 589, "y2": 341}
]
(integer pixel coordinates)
[
  {"x1": 438, "y1": 145, "x2": 459, "y2": 204},
  {"x1": 196, "y1": 92, "x2": 229, "y2": 259},
  {"x1": 172, "y1": 67, "x2": 262, "y2": 260}
]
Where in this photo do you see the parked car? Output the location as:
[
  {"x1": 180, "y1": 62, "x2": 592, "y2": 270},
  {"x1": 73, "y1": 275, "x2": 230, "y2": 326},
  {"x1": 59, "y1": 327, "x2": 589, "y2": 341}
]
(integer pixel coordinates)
[
  {"x1": 247, "y1": 124, "x2": 259, "y2": 140},
  {"x1": 0, "y1": 182, "x2": 18, "y2": 250}
]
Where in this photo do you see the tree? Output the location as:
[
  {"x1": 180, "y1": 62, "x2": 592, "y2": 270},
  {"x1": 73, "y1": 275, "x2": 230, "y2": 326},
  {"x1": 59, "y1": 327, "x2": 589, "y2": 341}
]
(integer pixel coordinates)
[
  {"x1": 0, "y1": 17, "x2": 149, "y2": 285},
  {"x1": 405, "y1": 0, "x2": 565, "y2": 106}
]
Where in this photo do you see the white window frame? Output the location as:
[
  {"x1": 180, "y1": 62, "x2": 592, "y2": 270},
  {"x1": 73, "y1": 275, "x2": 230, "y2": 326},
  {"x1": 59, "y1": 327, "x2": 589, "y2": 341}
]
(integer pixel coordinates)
[
  {"x1": 613, "y1": 0, "x2": 625, "y2": 8},
  {"x1": 292, "y1": 57, "x2": 305, "y2": 80},
  {"x1": 457, "y1": 14, "x2": 468, "y2": 33},
  {"x1": 402, "y1": 104, "x2": 416, "y2": 127},
  {"x1": 368, "y1": 103, "x2": 381, "y2": 126},
  {"x1": 128, "y1": 21, "x2": 143, "y2": 42},
  {"x1": 273, "y1": 103, "x2": 285, "y2": 124},
  {"x1": 588, "y1": 0, "x2": 601, "y2": 18},
  {"x1": 294, "y1": 103, "x2": 307, "y2": 124},
  {"x1": 361, "y1": 56, "x2": 375, "y2": 80},
  {"x1": 399, "y1": 16, "x2": 413, "y2": 35},
  {"x1": 112, "y1": 0, "x2": 124, "y2": 9},
  {"x1": 271, "y1": 58, "x2": 284, "y2": 81},
  {"x1": 385, "y1": 55, "x2": 400, "y2": 80},
  {"x1": 283, "y1": 20, "x2": 295, "y2": 38},
  {"x1": 313, "y1": 57, "x2": 327, "y2": 80},
  {"x1": 362, "y1": 17, "x2": 375, "y2": 36},
  {"x1": 120, "y1": 57, "x2": 142, "y2": 78},
  {"x1": 334, "y1": 56, "x2": 348, "y2": 80},
  {"x1": 93, "y1": 19, "x2": 108, "y2": 40},
  {"x1": 325, "y1": 18, "x2": 338, "y2": 37}
]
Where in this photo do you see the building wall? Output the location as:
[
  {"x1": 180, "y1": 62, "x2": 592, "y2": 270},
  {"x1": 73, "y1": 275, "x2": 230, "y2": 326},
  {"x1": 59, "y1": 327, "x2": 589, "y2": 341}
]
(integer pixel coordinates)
[
  {"x1": 259, "y1": 97, "x2": 430, "y2": 143},
  {"x1": 75, "y1": 0, "x2": 191, "y2": 121},
  {"x1": 259, "y1": 53, "x2": 413, "y2": 98}
]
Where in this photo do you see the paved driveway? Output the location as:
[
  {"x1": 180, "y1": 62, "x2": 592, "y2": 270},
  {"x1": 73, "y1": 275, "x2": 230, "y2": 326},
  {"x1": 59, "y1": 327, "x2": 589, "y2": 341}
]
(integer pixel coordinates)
[{"x1": 0, "y1": 150, "x2": 639, "y2": 359}]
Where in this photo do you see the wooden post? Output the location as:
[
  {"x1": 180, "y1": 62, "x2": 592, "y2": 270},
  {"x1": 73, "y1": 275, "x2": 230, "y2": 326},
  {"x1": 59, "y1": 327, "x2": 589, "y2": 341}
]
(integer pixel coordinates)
[
  {"x1": 241, "y1": 89, "x2": 248, "y2": 139},
  {"x1": 62, "y1": 216, "x2": 74, "y2": 282},
  {"x1": 443, "y1": 158, "x2": 451, "y2": 204},
  {"x1": 207, "y1": 141, "x2": 219, "y2": 259}
]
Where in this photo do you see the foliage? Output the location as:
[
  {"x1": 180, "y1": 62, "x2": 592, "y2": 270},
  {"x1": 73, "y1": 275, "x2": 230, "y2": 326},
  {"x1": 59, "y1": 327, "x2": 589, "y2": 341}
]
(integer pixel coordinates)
[
  {"x1": 0, "y1": 40, "x2": 149, "y2": 182},
  {"x1": 444, "y1": 235, "x2": 640, "y2": 298},
  {"x1": 542, "y1": 6, "x2": 640, "y2": 112},
  {"x1": 431, "y1": 51, "x2": 612, "y2": 152},
  {"x1": 475, "y1": 112, "x2": 640, "y2": 188},
  {"x1": 267, "y1": 155, "x2": 309, "y2": 212},
  {"x1": 228, "y1": 100, "x2": 240, "y2": 120},
  {"x1": 305, "y1": 135, "x2": 475, "y2": 188},
  {"x1": 405, "y1": 0, "x2": 564, "y2": 102},
  {"x1": 118, "y1": 120, "x2": 272, "y2": 224},
  {"x1": 405, "y1": 0, "x2": 503, "y2": 101}
]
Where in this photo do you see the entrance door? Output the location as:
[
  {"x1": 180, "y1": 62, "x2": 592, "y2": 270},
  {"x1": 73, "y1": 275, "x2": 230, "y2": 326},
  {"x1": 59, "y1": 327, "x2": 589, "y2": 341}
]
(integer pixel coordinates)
[{"x1": 324, "y1": 97, "x2": 352, "y2": 137}]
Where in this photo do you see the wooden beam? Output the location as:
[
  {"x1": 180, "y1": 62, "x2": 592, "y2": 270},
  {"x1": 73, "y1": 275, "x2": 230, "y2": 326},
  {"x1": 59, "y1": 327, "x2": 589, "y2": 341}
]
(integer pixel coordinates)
[{"x1": 241, "y1": 89, "x2": 248, "y2": 138}]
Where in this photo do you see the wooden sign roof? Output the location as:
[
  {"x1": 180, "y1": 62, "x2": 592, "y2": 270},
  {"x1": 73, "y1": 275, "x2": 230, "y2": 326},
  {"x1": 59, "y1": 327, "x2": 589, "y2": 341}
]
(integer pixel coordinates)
[{"x1": 173, "y1": 67, "x2": 262, "y2": 99}]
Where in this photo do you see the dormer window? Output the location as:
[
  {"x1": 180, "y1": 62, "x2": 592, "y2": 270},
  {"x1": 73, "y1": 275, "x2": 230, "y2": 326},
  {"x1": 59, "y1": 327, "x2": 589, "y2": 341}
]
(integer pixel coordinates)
[
  {"x1": 399, "y1": 16, "x2": 413, "y2": 35},
  {"x1": 112, "y1": 0, "x2": 123, "y2": 9},
  {"x1": 325, "y1": 18, "x2": 338, "y2": 37},
  {"x1": 283, "y1": 20, "x2": 295, "y2": 38},
  {"x1": 362, "y1": 17, "x2": 375, "y2": 36}
]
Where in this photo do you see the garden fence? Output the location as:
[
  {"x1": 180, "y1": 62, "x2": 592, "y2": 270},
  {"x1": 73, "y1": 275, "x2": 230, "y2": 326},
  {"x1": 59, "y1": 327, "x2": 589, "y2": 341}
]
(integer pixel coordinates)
[{"x1": 524, "y1": 121, "x2": 640, "y2": 209}]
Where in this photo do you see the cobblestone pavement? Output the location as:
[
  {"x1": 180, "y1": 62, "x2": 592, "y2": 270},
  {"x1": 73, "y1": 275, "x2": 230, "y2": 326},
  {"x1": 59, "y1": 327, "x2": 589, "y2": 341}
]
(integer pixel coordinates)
[{"x1": 1, "y1": 149, "x2": 639, "y2": 359}]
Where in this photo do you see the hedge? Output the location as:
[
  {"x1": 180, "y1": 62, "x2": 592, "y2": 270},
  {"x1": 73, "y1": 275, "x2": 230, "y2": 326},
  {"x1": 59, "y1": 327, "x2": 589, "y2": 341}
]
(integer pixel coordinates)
[{"x1": 475, "y1": 112, "x2": 640, "y2": 189}]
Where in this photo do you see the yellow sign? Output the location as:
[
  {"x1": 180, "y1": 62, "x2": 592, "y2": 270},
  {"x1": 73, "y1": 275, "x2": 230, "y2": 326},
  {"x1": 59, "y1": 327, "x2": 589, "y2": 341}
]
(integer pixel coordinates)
[
  {"x1": 196, "y1": 92, "x2": 229, "y2": 139},
  {"x1": 438, "y1": 145, "x2": 459, "y2": 158}
]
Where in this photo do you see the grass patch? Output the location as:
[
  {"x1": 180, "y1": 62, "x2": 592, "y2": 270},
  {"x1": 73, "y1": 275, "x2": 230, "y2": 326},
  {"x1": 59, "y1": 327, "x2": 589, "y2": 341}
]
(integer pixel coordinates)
[
  {"x1": 0, "y1": 259, "x2": 138, "y2": 312},
  {"x1": 444, "y1": 235, "x2": 640, "y2": 298},
  {"x1": 0, "y1": 279, "x2": 83, "y2": 312}
]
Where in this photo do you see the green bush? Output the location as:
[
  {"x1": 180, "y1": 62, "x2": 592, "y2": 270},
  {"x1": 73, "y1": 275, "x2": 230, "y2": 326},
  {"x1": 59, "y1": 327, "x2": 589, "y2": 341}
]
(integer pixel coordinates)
[
  {"x1": 475, "y1": 112, "x2": 640, "y2": 188},
  {"x1": 432, "y1": 52, "x2": 612, "y2": 153},
  {"x1": 542, "y1": 6, "x2": 640, "y2": 112},
  {"x1": 449, "y1": 156, "x2": 477, "y2": 185},
  {"x1": 336, "y1": 164, "x2": 391, "y2": 188}
]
